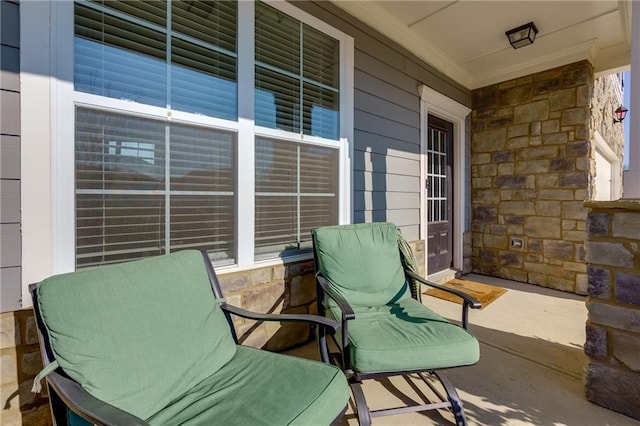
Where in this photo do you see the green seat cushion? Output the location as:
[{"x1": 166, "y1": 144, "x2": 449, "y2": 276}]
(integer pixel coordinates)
[
  {"x1": 36, "y1": 250, "x2": 237, "y2": 421},
  {"x1": 328, "y1": 297, "x2": 479, "y2": 374},
  {"x1": 145, "y1": 345, "x2": 349, "y2": 426},
  {"x1": 314, "y1": 222, "x2": 409, "y2": 307}
]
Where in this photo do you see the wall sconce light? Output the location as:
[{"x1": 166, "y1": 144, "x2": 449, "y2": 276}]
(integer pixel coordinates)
[
  {"x1": 613, "y1": 105, "x2": 628, "y2": 123},
  {"x1": 506, "y1": 22, "x2": 538, "y2": 49}
]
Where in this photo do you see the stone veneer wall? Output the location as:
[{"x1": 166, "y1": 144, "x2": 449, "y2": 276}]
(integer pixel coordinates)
[
  {"x1": 470, "y1": 61, "x2": 595, "y2": 293},
  {"x1": 584, "y1": 200, "x2": 640, "y2": 420},
  {"x1": 1, "y1": 311, "x2": 51, "y2": 425},
  {"x1": 0, "y1": 239, "x2": 424, "y2": 424}
]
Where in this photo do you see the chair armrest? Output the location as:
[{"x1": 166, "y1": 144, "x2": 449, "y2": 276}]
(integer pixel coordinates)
[
  {"x1": 404, "y1": 269, "x2": 481, "y2": 329},
  {"x1": 220, "y1": 303, "x2": 341, "y2": 335},
  {"x1": 315, "y1": 273, "x2": 355, "y2": 321},
  {"x1": 46, "y1": 370, "x2": 148, "y2": 426}
]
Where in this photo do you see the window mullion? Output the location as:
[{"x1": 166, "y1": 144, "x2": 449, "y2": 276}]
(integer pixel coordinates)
[{"x1": 236, "y1": 0, "x2": 256, "y2": 266}]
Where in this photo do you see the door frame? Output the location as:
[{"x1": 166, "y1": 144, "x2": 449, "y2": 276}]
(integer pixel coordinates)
[{"x1": 419, "y1": 86, "x2": 471, "y2": 276}]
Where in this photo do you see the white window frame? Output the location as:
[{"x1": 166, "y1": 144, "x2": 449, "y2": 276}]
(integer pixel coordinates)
[
  {"x1": 419, "y1": 85, "x2": 470, "y2": 277},
  {"x1": 20, "y1": 1, "x2": 353, "y2": 305},
  {"x1": 593, "y1": 131, "x2": 622, "y2": 200}
]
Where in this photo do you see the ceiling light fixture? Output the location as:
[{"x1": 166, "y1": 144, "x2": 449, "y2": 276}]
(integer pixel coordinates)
[
  {"x1": 613, "y1": 105, "x2": 628, "y2": 123},
  {"x1": 505, "y1": 22, "x2": 538, "y2": 49}
]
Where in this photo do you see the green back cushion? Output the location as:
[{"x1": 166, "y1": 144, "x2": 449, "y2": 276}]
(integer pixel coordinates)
[
  {"x1": 36, "y1": 250, "x2": 236, "y2": 421},
  {"x1": 314, "y1": 223, "x2": 408, "y2": 307}
]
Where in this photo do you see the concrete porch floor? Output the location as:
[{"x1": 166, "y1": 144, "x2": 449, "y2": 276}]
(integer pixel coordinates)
[{"x1": 285, "y1": 274, "x2": 640, "y2": 425}]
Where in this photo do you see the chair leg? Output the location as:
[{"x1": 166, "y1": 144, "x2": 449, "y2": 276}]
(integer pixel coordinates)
[
  {"x1": 350, "y1": 381, "x2": 372, "y2": 426},
  {"x1": 432, "y1": 371, "x2": 468, "y2": 426}
]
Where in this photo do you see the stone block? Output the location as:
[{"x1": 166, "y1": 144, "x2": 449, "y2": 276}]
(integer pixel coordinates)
[
  {"x1": 524, "y1": 217, "x2": 561, "y2": 238},
  {"x1": 576, "y1": 84, "x2": 591, "y2": 106},
  {"x1": 563, "y1": 64, "x2": 592, "y2": 87},
  {"x1": 584, "y1": 325, "x2": 607, "y2": 358},
  {"x1": 576, "y1": 157, "x2": 590, "y2": 171},
  {"x1": 562, "y1": 201, "x2": 587, "y2": 220},
  {"x1": 1, "y1": 350, "x2": 17, "y2": 385},
  {"x1": 499, "y1": 251, "x2": 523, "y2": 267},
  {"x1": 242, "y1": 283, "x2": 284, "y2": 314},
  {"x1": 0, "y1": 314, "x2": 18, "y2": 349},
  {"x1": 543, "y1": 240, "x2": 574, "y2": 260},
  {"x1": 488, "y1": 117, "x2": 513, "y2": 128},
  {"x1": 548, "y1": 88, "x2": 576, "y2": 111},
  {"x1": 612, "y1": 213, "x2": 640, "y2": 239},
  {"x1": 612, "y1": 331, "x2": 640, "y2": 371},
  {"x1": 587, "y1": 266, "x2": 611, "y2": 299},
  {"x1": 528, "y1": 238, "x2": 543, "y2": 252},
  {"x1": 535, "y1": 201, "x2": 561, "y2": 217},
  {"x1": 567, "y1": 141, "x2": 589, "y2": 156},
  {"x1": 472, "y1": 189, "x2": 500, "y2": 205},
  {"x1": 541, "y1": 132, "x2": 568, "y2": 145},
  {"x1": 550, "y1": 158, "x2": 575, "y2": 172},
  {"x1": 587, "y1": 300, "x2": 640, "y2": 334},
  {"x1": 507, "y1": 136, "x2": 530, "y2": 149},
  {"x1": 483, "y1": 234, "x2": 508, "y2": 249},
  {"x1": 250, "y1": 268, "x2": 272, "y2": 285},
  {"x1": 562, "y1": 230, "x2": 586, "y2": 241},
  {"x1": 472, "y1": 177, "x2": 492, "y2": 188},
  {"x1": 515, "y1": 160, "x2": 550, "y2": 174},
  {"x1": 473, "y1": 153, "x2": 491, "y2": 164},
  {"x1": 498, "y1": 201, "x2": 535, "y2": 216},
  {"x1": 588, "y1": 212, "x2": 610, "y2": 236},
  {"x1": 490, "y1": 225, "x2": 508, "y2": 234},
  {"x1": 479, "y1": 247, "x2": 498, "y2": 263},
  {"x1": 586, "y1": 242, "x2": 634, "y2": 268},
  {"x1": 547, "y1": 276, "x2": 575, "y2": 292},
  {"x1": 507, "y1": 123, "x2": 529, "y2": 137},
  {"x1": 498, "y1": 267, "x2": 528, "y2": 282},
  {"x1": 560, "y1": 172, "x2": 588, "y2": 188},
  {"x1": 528, "y1": 272, "x2": 548, "y2": 286},
  {"x1": 21, "y1": 351, "x2": 42, "y2": 377},
  {"x1": 531, "y1": 121, "x2": 541, "y2": 135},
  {"x1": 473, "y1": 128, "x2": 506, "y2": 152},
  {"x1": 477, "y1": 164, "x2": 497, "y2": 177},
  {"x1": 616, "y1": 273, "x2": 640, "y2": 306},
  {"x1": 499, "y1": 85, "x2": 532, "y2": 106},
  {"x1": 219, "y1": 273, "x2": 250, "y2": 293},
  {"x1": 473, "y1": 206, "x2": 497, "y2": 223},
  {"x1": 533, "y1": 77, "x2": 561, "y2": 95},
  {"x1": 536, "y1": 174, "x2": 559, "y2": 189},
  {"x1": 585, "y1": 361, "x2": 640, "y2": 420},
  {"x1": 289, "y1": 274, "x2": 316, "y2": 307},
  {"x1": 541, "y1": 119, "x2": 560, "y2": 133},
  {"x1": 517, "y1": 145, "x2": 558, "y2": 160},
  {"x1": 273, "y1": 265, "x2": 285, "y2": 281},
  {"x1": 575, "y1": 273, "x2": 588, "y2": 295},
  {"x1": 285, "y1": 261, "x2": 314, "y2": 277},
  {"x1": 492, "y1": 150, "x2": 513, "y2": 163},
  {"x1": 514, "y1": 100, "x2": 549, "y2": 123},
  {"x1": 497, "y1": 163, "x2": 514, "y2": 176},
  {"x1": 512, "y1": 189, "x2": 537, "y2": 201},
  {"x1": 524, "y1": 261, "x2": 564, "y2": 276},
  {"x1": 495, "y1": 175, "x2": 525, "y2": 189}
]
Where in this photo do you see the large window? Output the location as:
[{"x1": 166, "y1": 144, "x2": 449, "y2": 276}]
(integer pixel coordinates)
[{"x1": 72, "y1": 0, "x2": 350, "y2": 269}]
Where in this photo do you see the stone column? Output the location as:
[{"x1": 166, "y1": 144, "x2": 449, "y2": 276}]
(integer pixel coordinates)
[
  {"x1": 624, "y1": 1, "x2": 640, "y2": 198},
  {"x1": 584, "y1": 200, "x2": 640, "y2": 420}
]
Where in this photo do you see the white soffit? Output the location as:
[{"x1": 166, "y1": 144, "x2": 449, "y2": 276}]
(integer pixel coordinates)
[{"x1": 332, "y1": 0, "x2": 632, "y2": 90}]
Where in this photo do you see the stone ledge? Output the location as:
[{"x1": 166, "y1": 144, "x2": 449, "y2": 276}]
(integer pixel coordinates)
[{"x1": 584, "y1": 200, "x2": 640, "y2": 211}]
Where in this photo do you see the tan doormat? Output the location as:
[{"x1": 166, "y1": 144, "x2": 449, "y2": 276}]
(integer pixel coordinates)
[{"x1": 424, "y1": 278, "x2": 507, "y2": 309}]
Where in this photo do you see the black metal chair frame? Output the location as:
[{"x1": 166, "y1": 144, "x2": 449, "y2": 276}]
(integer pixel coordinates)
[
  {"x1": 31, "y1": 250, "x2": 346, "y2": 426},
  {"x1": 313, "y1": 241, "x2": 481, "y2": 426}
]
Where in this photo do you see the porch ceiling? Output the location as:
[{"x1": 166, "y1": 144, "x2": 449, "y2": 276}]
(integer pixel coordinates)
[{"x1": 331, "y1": 0, "x2": 632, "y2": 90}]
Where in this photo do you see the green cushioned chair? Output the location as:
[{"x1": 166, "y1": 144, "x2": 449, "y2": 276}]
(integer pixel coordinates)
[
  {"x1": 30, "y1": 250, "x2": 349, "y2": 426},
  {"x1": 312, "y1": 223, "x2": 481, "y2": 426}
]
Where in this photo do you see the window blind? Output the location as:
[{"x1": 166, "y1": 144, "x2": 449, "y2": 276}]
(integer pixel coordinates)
[
  {"x1": 254, "y1": 1, "x2": 339, "y2": 140},
  {"x1": 255, "y1": 138, "x2": 338, "y2": 258},
  {"x1": 75, "y1": 108, "x2": 236, "y2": 268}
]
